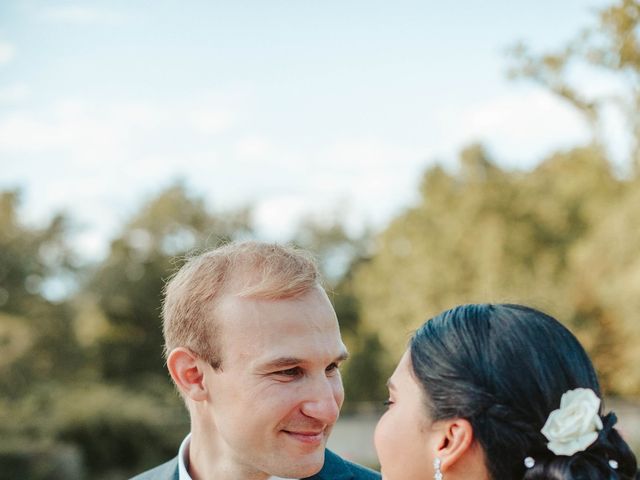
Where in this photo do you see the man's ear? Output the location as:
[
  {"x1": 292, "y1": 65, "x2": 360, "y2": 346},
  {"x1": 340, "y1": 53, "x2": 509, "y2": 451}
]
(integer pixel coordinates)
[
  {"x1": 434, "y1": 418, "x2": 475, "y2": 472},
  {"x1": 167, "y1": 347, "x2": 208, "y2": 401}
]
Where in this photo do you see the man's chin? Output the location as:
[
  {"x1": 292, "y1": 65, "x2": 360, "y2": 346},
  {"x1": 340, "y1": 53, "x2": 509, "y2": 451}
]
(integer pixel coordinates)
[
  {"x1": 275, "y1": 463, "x2": 324, "y2": 479},
  {"x1": 271, "y1": 448, "x2": 325, "y2": 479}
]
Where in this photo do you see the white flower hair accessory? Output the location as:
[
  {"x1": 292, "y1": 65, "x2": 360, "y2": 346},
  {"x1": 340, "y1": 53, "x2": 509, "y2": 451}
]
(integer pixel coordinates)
[{"x1": 541, "y1": 388, "x2": 603, "y2": 456}]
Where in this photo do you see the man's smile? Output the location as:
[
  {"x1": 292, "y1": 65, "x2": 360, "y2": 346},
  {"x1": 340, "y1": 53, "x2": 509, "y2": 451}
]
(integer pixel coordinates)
[{"x1": 282, "y1": 429, "x2": 326, "y2": 446}]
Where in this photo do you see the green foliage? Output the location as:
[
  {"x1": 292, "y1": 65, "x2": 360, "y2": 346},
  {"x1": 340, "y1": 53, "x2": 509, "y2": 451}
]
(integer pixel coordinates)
[
  {"x1": 331, "y1": 257, "x2": 390, "y2": 408},
  {"x1": 569, "y1": 183, "x2": 640, "y2": 395},
  {"x1": 0, "y1": 190, "x2": 72, "y2": 313},
  {"x1": 53, "y1": 384, "x2": 186, "y2": 477},
  {"x1": 0, "y1": 443, "x2": 83, "y2": 480},
  {"x1": 342, "y1": 332, "x2": 390, "y2": 407},
  {"x1": 291, "y1": 212, "x2": 371, "y2": 286},
  {"x1": 86, "y1": 182, "x2": 252, "y2": 382},
  {"x1": 0, "y1": 190, "x2": 82, "y2": 397},
  {"x1": 0, "y1": 382, "x2": 187, "y2": 479},
  {"x1": 353, "y1": 144, "x2": 640, "y2": 396},
  {"x1": 509, "y1": 0, "x2": 640, "y2": 172}
]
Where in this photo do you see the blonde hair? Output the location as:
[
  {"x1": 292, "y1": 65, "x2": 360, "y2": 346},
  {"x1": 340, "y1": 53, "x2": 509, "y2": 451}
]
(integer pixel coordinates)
[{"x1": 162, "y1": 241, "x2": 321, "y2": 368}]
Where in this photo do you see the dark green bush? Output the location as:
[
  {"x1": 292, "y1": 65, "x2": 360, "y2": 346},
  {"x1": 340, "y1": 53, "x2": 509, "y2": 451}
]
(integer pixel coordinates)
[
  {"x1": 0, "y1": 443, "x2": 83, "y2": 480},
  {"x1": 52, "y1": 384, "x2": 188, "y2": 478}
]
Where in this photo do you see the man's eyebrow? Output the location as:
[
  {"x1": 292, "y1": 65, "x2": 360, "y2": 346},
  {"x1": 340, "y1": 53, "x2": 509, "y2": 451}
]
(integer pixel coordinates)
[
  {"x1": 261, "y1": 351, "x2": 349, "y2": 370},
  {"x1": 261, "y1": 357, "x2": 304, "y2": 370}
]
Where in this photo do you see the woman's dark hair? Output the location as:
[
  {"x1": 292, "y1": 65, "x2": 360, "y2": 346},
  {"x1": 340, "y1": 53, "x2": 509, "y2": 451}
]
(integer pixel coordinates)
[{"x1": 410, "y1": 304, "x2": 638, "y2": 480}]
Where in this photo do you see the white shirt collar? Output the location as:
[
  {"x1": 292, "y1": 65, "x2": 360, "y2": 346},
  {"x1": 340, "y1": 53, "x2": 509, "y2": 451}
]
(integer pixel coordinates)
[
  {"x1": 177, "y1": 433, "x2": 297, "y2": 480},
  {"x1": 177, "y1": 433, "x2": 192, "y2": 480}
]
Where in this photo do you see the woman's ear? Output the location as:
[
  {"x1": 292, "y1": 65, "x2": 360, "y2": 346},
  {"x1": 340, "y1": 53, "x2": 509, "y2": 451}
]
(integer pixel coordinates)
[
  {"x1": 167, "y1": 347, "x2": 208, "y2": 401},
  {"x1": 434, "y1": 418, "x2": 475, "y2": 472}
]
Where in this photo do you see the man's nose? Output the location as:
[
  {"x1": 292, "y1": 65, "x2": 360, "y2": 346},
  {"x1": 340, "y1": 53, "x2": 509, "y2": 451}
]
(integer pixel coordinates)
[{"x1": 300, "y1": 376, "x2": 341, "y2": 424}]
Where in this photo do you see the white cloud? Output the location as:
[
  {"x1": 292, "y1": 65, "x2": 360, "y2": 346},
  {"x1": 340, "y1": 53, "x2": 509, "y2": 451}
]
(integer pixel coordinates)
[
  {"x1": 189, "y1": 109, "x2": 236, "y2": 135},
  {"x1": 0, "y1": 100, "x2": 174, "y2": 159},
  {"x1": 0, "y1": 42, "x2": 15, "y2": 65},
  {"x1": 246, "y1": 138, "x2": 430, "y2": 237},
  {"x1": 311, "y1": 139, "x2": 428, "y2": 216},
  {"x1": 253, "y1": 195, "x2": 312, "y2": 241},
  {"x1": 0, "y1": 84, "x2": 30, "y2": 103},
  {"x1": 0, "y1": 113, "x2": 73, "y2": 152},
  {"x1": 0, "y1": 95, "x2": 428, "y2": 260},
  {"x1": 437, "y1": 89, "x2": 592, "y2": 166},
  {"x1": 0, "y1": 95, "x2": 245, "y2": 192},
  {"x1": 0, "y1": 106, "x2": 119, "y2": 156},
  {"x1": 317, "y1": 138, "x2": 427, "y2": 172},
  {"x1": 187, "y1": 90, "x2": 249, "y2": 135},
  {"x1": 565, "y1": 61, "x2": 630, "y2": 100},
  {"x1": 40, "y1": 6, "x2": 126, "y2": 25},
  {"x1": 599, "y1": 102, "x2": 632, "y2": 172},
  {"x1": 0, "y1": 94, "x2": 248, "y2": 257},
  {"x1": 234, "y1": 136, "x2": 272, "y2": 159}
]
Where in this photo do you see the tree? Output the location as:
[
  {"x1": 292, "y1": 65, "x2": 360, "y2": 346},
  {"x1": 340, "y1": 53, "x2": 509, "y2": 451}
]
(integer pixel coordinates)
[
  {"x1": 352, "y1": 144, "x2": 638, "y2": 395},
  {"x1": 569, "y1": 185, "x2": 640, "y2": 395},
  {"x1": 0, "y1": 189, "x2": 81, "y2": 397},
  {"x1": 509, "y1": 0, "x2": 640, "y2": 173},
  {"x1": 85, "y1": 182, "x2": 252, "y2": 383}
]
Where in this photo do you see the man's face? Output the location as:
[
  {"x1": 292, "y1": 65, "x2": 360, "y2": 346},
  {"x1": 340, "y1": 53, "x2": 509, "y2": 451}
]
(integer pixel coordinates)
[{"x1": 198, "y1": 286, "x2": 347, "y2": 479}]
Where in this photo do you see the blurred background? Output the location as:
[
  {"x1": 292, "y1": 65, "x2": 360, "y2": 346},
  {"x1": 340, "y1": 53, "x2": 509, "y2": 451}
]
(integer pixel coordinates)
[{"x1": 1, "y1": 0, "x2": 640, "y2": 478}]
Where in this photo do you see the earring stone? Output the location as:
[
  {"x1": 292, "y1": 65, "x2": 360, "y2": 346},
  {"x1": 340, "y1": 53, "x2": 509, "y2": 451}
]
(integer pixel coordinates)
[{"x1": 433, "y1": 457, "x2": 443, "y2": 480}]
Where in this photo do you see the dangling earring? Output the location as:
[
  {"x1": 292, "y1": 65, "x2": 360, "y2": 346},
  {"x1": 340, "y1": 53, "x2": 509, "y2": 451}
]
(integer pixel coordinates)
[{"x1": 434, "y1": 457, "x2": 443, "y2": 480}]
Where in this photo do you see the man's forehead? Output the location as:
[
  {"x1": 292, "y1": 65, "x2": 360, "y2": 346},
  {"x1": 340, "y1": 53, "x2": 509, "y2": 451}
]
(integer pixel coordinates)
[
  {"x1": 239, "y1": 324, "x2": 346, "y2": 362},
  {"x1": 214, "y1": 288, "x2": 341, "y2": 362},
  {"x1": 215, "y1": 287, "x2": 336, "y2": 325}
]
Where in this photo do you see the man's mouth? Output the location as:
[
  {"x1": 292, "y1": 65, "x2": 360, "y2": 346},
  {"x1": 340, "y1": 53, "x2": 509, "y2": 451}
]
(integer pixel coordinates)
[{"x1": 282, "y1": 429, "x2": 325, "y2": 445}]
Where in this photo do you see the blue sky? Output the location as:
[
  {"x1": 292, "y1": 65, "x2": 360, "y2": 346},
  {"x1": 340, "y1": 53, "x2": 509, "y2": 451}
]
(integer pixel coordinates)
[{"x1": 0, "y1": 0, "x2": 614, "y2": 261}]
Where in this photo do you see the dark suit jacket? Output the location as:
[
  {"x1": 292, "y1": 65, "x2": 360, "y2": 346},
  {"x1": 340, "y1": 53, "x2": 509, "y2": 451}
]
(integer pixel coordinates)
[{"x1": 130, "y1": 449, "x2": 380, "y2": 480}]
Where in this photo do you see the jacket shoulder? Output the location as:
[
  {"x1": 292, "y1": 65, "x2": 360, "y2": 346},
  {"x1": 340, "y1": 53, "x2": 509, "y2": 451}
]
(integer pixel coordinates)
[
  {"x1": 343, "y1": 458, "x2": 380, "y2": 479},
  {"x1": 319, "y1": 449, "x2": 380, "y2": 479},
  {"x1": 129, "y1": 457, "x2": 178, "y2": 480}
]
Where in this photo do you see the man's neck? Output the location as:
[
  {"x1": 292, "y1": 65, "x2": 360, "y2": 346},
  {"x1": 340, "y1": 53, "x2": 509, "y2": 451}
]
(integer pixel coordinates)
[{"x1": 189, "y1": 429, "x2": 277, "y2": 480}]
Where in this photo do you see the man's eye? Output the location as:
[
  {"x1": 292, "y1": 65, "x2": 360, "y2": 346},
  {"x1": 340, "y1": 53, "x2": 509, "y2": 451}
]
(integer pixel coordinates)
[
  {"x1": 275, "y1": 367, "x2": 302, "y2": 377},
  {"x1": 326, "y1": 363, "x2": 340, "y2": 374}
]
